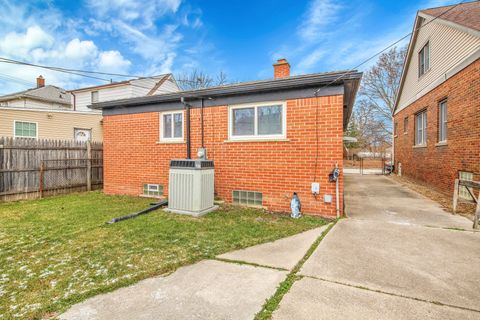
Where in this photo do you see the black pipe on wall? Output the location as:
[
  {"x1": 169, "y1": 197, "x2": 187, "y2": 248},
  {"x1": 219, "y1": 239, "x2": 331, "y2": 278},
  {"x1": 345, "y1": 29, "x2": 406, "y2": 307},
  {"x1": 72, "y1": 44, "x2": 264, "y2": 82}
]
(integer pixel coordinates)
[{"x1": 186, "y1": 102, "x2": 191, "y2": 159}]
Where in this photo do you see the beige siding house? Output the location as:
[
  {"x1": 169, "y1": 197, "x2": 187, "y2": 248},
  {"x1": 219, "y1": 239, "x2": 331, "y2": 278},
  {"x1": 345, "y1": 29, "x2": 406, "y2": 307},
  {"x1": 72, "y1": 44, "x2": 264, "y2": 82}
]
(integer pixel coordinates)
[
  {"x1": 0, "y1": 74, "x2": 179, "y2": 142},
  {"x1": 70, "y1": 74, "x2": 179, "y2": 112},
  {"x1": 0, "y1": 108, "x2": 103, "y2": 141}
]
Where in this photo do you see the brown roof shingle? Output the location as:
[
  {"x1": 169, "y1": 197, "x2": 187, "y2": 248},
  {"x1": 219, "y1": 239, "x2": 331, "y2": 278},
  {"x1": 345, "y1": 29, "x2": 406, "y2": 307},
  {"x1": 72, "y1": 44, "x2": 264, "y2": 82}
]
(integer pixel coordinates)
[{"x1": 421, "y1": 1, "x2": 480, "y2": 31}]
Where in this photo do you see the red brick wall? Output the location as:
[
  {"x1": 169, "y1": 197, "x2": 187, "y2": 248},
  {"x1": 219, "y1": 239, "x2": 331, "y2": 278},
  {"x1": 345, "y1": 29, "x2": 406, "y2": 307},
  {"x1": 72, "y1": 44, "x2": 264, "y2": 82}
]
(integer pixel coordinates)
[
  {"x1": 104, "y1": 95, "x2": 344, "y2": 217},
  {"x1": 393, "y1": 58, "x2": 480, "y2": 194}
]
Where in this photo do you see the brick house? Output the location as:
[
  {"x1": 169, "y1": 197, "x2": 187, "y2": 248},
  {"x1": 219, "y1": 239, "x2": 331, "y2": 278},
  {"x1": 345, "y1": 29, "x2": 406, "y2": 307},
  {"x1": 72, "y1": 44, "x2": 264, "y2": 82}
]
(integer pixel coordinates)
[
  {"x1": 393, "y1": 2, "x2": 480, "y2": 199},
  {"x1": 92, "y1": 59, "x2": 361, "y2": 217}
]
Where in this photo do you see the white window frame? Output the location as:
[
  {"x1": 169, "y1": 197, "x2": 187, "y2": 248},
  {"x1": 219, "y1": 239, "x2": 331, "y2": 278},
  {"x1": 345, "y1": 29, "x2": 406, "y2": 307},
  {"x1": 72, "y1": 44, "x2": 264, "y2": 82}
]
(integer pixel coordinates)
[
  {"x1": 415, "y1": 110, "x2": 427, "y2": 146},
  {"x1": 418, "y1": 41, "x2": 430, "y2": 77},
  {"x1": 160, "y1": 110, "x2": 184, "y2": 142},
  {"x1": 438, "y1": 99, "x2": 447, "y2": 143},
  {"x1": 13, "y1": 120, "x2": 38, "y2": 139},
  {"x1": 228, "y1": 101, "x2": 287, "y2": 141},
  {"x1": 91, "y1": 91, "x2": 99, "y2": 103},
  {"x1": 74, "y1": 127, "x2": 92, "y2": 142}
]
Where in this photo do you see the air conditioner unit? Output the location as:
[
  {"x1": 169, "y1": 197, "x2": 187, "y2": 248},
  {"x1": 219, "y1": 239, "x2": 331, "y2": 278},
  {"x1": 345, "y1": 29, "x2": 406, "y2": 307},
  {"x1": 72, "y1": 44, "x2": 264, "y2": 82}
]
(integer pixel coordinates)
[{"x1": 165, "y1": 159, "x2": 218, "y2": 217}]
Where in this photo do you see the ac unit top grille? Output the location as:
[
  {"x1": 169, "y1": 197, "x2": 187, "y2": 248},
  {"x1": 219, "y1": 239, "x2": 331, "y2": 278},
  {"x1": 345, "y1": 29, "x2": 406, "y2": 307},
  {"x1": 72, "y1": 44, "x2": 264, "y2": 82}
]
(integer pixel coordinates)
[{"x1": 170, "y1": 159, "x2": 214, "y2": 169}]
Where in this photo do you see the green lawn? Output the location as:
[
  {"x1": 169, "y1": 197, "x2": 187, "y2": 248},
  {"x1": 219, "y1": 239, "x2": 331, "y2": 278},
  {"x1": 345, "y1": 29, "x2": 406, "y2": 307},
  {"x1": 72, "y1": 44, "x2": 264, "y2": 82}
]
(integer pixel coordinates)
[{"x1": 0, "y1": 191, "x2": 327, "y2": 319}]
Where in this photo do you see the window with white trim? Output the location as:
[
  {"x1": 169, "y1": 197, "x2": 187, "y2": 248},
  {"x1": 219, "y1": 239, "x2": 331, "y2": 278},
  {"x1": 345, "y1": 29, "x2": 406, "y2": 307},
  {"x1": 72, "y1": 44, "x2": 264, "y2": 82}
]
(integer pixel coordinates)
[
  {"x1": 91, "y1": 91, "x2": 99, "y2": 103},
  {"x1": 229, "y1": 102, "x2": 286, "y2": 140},
  {"x1": 438, "y1": 99, "x2": 447, "y2": 142},
  {"x1": 418, "y1": 41, "x2": 430, "y2": 77},
  {"x1": 415, "y1": 110, "x2": 427, "y2": 146},
  {"x1": 14, "y1": 121, "x2": 37, "y2": 138},
  {"x1": 160, "y1": 111, "x2": 183, "y2": 142}
]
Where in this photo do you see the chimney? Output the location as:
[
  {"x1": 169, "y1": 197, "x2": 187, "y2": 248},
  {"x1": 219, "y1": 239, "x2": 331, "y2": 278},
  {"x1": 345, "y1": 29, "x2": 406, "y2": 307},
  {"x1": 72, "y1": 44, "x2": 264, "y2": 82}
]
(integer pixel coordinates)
[
  {"x1": 273, "y1": 58, "x2": 290, "y2": 79},
  {"x1": 36, "y1": 75, "x2": 45, "y2": 88}
]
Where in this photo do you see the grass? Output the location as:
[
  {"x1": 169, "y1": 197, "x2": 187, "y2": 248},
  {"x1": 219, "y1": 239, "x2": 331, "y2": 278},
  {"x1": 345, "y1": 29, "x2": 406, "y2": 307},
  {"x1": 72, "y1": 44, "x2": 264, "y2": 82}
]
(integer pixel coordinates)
[
  {"x1": 0, "y1": 191, "x2": 327, "y2": 319},
  {"x1": 255, "y1": 221, "x2": 336, "y2": 320}
]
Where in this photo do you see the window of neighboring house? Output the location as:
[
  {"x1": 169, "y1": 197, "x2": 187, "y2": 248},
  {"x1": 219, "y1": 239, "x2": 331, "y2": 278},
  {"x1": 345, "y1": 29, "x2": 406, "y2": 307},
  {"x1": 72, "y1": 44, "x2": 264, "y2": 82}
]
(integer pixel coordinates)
[
  {"x1": 394, "y1": 122, "x2": 398, "y2": 136},
  {"x1": 404, "y1": 116, "x2": 409, "y2": 133},
  {"x1": 91, "y1": 91, "x2": 99, "y2": 103},
  {"x1": 415, "y1": 110, "x2": 427, "y2": 146},
  {"x1": 74, "y1": 128, "x2": 92, "y2": 142},
  {"x1": 229, "y1": 102, "x2": 286, "y2": 140},
  {"x1": 160, "y1": 111, "x2": 183, "y2": 142},
  {"x1": 438, "y1": 99, "x2": 448, "y2": 143},
  {"x1": 459, "y1": 171, "x2": 474, "y2": 200},
  {"x1": 418, "y1": 41, "x2": 430, "y2": 77},
  {"x1": 14, "y1": 121, "x2": 37, "y2": 138}
]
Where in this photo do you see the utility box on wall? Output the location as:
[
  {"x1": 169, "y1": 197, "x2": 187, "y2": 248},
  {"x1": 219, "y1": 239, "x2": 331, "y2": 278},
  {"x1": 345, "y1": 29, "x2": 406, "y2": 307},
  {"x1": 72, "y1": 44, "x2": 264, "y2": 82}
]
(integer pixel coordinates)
[{"x1": 166, "y1": 159, "x2": 218, "y2": 217}]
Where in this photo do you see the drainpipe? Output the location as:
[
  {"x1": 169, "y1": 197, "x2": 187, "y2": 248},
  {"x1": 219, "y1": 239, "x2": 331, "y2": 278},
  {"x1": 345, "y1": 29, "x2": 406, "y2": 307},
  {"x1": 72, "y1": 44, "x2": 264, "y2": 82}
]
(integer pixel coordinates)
[
  {"x1": 181, "y1": 97, "x2": 191, "y2": 159},
  {"x1": 71, "y1": 92, "x2": 76, "y2": 111},
  {"x1": 201, "y1": 98, "x2": 204, "y2": 148},
  {"x1": 335, "y1": 162, "x2": 340, "y2": 218}
]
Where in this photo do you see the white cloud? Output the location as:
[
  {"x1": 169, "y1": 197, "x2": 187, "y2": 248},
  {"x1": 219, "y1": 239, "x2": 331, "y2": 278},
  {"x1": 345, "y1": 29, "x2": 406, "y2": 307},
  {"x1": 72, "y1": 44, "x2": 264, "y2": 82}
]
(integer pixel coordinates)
[
  {"x1": 98, "y1": 50, "x2": 132, "y2": 73},
  {"x1": 298, "y1": 0, "x2": 342, "y2": 41},
  {"x1": 0, "y1": 26, "x2": 54, "y2": 57},
  {"x1": 87, "y1": 0, "x2": 182, "y2": 29}
]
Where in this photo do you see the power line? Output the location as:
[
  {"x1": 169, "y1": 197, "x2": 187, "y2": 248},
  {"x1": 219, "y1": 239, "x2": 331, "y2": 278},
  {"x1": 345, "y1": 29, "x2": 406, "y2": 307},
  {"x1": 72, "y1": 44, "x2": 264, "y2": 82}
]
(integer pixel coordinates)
[{"x1": 314, "y1": 0, "x2": 467, "y2": 95}]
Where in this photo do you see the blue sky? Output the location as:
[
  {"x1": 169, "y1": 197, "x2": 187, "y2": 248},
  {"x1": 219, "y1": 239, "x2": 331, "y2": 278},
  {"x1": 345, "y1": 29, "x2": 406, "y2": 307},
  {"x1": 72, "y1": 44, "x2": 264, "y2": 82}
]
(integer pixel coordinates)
[{"x1": 0, "y1": 0, "x2": 459, "y2": 94}]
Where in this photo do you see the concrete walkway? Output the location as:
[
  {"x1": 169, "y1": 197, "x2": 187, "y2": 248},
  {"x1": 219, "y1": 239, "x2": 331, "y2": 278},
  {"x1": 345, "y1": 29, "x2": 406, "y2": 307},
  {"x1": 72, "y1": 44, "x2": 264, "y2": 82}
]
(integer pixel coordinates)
[
  {"x1": 60, "y1": 225, "x2": 329, "y2": 320},
  {"x1": 274, "y1": 174, "x2": 480, "y2": 319}
]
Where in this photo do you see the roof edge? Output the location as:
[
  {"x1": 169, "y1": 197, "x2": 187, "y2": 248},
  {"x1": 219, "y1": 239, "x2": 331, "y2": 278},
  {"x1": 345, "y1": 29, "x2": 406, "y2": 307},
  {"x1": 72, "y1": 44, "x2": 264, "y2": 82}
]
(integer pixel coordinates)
[{"x1": 91, "y1": 71, "x2": 363, "y2": 110}]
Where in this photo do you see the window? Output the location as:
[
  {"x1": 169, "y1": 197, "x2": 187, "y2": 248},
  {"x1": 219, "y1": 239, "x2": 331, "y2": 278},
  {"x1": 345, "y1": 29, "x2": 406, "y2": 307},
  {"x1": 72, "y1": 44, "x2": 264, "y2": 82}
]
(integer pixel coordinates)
[
  {"x1": 91, "y1": 91, "x2": 99, "y2": 103},
  {"x1": 438, "y1": 99, "x2": 447, "y2": 142},
  {"x1": 418, "y1": 41, "x2": 430, "y2": 77},
  {"x1": 74, "y1": 128, "x2": 92, "y2": 142},
  {"x1": 394, "y1": 122, "x2": 398, "y2": 136},
  {"x1": 232, "y1": 190, "x2": 263, "y2": 207},
  {"x1": 160, "y1": 111, "x2": 183, "y2": 142},
  {"x1": 415, "y1": 110, "x2": 427, "y2": 146},
  {"x1": 143, "y1": 184, "x2": 163, "y2": 197},
  {"x1": 404, "y1": 117, "x2": 409, "y2": 133},
  {"x1": 229, "y1": 102, "x2": 286, "y2": 140},
  {"x1": 14, "y1": 121, "x2": 37, "y2": 138},
  {"x1": 459, "y1": 172, "x2": 473, "y2": 201}
]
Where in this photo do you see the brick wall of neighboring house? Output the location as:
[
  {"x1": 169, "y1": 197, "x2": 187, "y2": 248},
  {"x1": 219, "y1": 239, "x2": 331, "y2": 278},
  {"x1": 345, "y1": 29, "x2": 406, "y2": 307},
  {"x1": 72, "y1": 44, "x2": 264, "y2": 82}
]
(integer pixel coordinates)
[
  {"x1": 103, "y1": 95, "x2": 344, "y2": 217},
  {"x1": 394, "y1": 58, "x2": 480, "y2": 195}
]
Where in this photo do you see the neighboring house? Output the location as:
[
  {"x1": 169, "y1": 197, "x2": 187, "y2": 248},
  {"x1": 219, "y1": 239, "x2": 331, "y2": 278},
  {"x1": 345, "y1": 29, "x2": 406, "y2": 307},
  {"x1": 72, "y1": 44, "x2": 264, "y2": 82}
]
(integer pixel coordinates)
[
  {"x1": 92, "y1": 59, "x2": 362, "y2": 217},
  {"x1": 0, "y1": 76, "x2": 103, "y2": 141},
  {"x1": 0, "y1": 74, "x2": 179, "y2": 142},
  {"x1": 393, "y1": 2, "x2": 480, "y2": 198},
  {"x1": 70, "y1": 74, "x2": 179, "y2": 112}
]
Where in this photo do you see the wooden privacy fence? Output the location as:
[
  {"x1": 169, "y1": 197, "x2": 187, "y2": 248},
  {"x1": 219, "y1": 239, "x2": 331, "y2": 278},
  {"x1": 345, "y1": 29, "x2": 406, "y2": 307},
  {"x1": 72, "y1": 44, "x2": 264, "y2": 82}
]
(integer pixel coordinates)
[
  {"x1": 0, "y1": 137, "x2": 103, "y2": 201},
  {"x1": 453, "y1": 178, "x2": 480, "y2": 229}
]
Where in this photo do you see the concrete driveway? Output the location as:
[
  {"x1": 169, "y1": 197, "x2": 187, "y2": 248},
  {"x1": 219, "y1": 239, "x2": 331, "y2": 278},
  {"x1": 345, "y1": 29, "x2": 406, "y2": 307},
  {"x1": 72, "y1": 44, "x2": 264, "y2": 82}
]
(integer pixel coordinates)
[{"x1": 274, "y1": 174, "x2": 480, "y2": 320}]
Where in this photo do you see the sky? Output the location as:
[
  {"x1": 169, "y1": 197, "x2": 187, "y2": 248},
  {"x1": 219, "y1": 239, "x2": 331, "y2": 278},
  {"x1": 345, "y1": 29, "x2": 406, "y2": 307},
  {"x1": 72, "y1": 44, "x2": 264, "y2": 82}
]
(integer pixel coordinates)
[{"x1": 0, "y1": 0, "x2": 460, "y2": 94}]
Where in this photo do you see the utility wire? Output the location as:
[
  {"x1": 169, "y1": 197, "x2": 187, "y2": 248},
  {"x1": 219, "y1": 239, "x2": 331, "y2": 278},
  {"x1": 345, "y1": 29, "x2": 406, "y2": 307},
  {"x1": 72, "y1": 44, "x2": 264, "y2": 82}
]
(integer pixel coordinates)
[{"x1": 313, "y1": 0, "x2": 467, "y2": 94}]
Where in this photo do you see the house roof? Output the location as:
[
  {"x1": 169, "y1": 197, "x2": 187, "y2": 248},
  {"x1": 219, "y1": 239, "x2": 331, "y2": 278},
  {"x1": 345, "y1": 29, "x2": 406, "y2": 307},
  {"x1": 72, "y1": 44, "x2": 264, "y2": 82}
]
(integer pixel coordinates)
[
  {"x1": 69, "y1": 74, "x2": 172, "y2": 93},
  {"x1": 393, "y1": 1, "x2": 480, "y2": 115},
  {"x1": 0, "y1": 85, "x2": 72, "y2": 105},
  {"x1": 91, "y1": 70, "x2": 362, "y2": 130},
  {"x1": 420, "y1": 1, "x2": 480, "y2": 32}
]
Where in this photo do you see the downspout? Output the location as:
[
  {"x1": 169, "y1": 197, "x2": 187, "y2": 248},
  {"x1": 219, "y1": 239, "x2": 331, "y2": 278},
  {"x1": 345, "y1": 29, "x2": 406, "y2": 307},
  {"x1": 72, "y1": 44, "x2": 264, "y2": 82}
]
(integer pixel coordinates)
[
  {"x1": 71, "y1": 92, "x2": 76, "y2": 111},
  {"x1": 201, "y1": 98, "x2": 205, "y2": 148},
  {"x1": 335, "y1": 162, "x2": 340, "y2": 218},
  {"x1": 180, "y1": 97, "x2": 191, "y2": 159}
]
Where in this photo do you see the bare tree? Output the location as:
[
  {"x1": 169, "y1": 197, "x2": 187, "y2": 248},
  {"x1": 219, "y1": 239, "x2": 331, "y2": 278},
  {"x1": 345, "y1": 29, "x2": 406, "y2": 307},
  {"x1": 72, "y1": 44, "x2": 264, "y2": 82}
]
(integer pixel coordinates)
[
  {"x1": 349, "y1": 45, "x2": 407, "y2": 149},
  {"x1": 176, "y1": 69, "x2": 229, "y2": 91}
]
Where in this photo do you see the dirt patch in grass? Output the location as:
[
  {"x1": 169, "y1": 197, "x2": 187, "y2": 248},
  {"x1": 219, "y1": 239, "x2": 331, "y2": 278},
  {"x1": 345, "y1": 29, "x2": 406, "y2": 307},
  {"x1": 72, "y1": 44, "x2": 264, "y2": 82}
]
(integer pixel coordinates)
[
  {"x1": 390, "y1": 175, "x2": 476, "y2": 220},
  {"x1": 0, "y1": 191, "x2": 328, "y2": 319}
]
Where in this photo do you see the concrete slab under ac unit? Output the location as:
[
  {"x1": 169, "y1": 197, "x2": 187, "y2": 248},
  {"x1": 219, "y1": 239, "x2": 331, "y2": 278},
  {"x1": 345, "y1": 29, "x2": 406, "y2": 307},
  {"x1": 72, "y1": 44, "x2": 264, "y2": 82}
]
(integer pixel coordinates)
[{"x1": 164, "y1": 205, "x2": 219, "y2": 217}]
